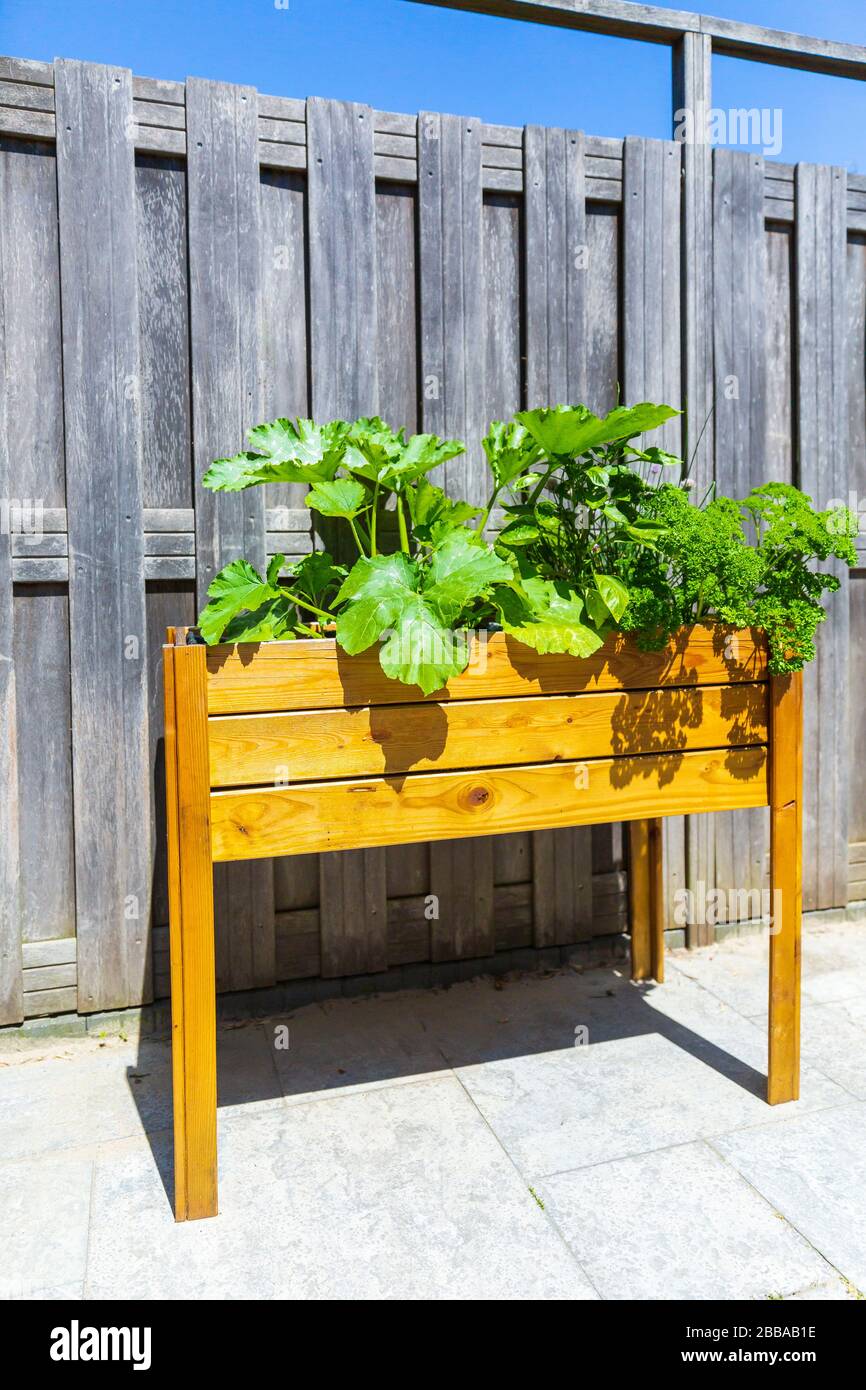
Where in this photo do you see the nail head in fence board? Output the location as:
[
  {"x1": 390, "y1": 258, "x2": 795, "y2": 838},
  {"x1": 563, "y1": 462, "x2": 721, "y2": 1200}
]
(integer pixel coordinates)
[
  {"x1": 54, "y1": 60, "x2": 152, "y2": 1013},
  {"x1": 306, "y1": 96, "x2": 387, "y2": 972},
  {"x1": 186, "y1": 76, "x2": 275, "y2": 990},
  {"x1": 796, "y1": 164, "x2": 850, "y2": 910},
  {"x1": 524, "y1": 125, "x2": 587, "y2": 404},
  {"x1": 673, "y1": 32, "x2": 714, "y2": 498},
  {"x1": 418, "y1": 109, "x2": 493, "y2": 954}
]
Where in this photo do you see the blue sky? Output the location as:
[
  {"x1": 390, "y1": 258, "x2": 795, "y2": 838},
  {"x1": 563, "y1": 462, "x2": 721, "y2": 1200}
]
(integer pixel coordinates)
[{"x1": 2, "y1": 0, "x2": 865, "y2": 169}]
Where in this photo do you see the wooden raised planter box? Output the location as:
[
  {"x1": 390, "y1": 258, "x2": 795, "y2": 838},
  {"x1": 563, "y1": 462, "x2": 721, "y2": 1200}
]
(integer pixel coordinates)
[{"x1": 163, "y1": 623, "x2": 802, "y2": 1221}]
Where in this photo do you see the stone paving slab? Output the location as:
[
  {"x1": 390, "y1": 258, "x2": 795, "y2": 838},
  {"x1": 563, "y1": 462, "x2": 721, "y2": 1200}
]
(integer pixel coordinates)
[
  {"x1": 711, "y1": 1102, "x2": 866, "y2": 1294},
  {"x1": 85, "y1": 1077, "x2": 597, "y2": 1301},
  {"x1": 537, "y1": 1141, "x2": 836, "y2": 1301},
  {"x1": 0, "y1": 1155, "x2": 92, "y2": 1299}
]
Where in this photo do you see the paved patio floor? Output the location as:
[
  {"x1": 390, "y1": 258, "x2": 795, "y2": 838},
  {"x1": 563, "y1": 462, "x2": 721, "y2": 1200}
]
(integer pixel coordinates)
[{"x1": 3, "y1": 917, "x2": 866, "y2": 1301}]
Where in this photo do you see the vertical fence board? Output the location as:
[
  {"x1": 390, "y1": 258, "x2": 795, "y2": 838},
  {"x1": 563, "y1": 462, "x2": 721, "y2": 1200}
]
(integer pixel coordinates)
[
  {"x1": 418, "y1": 107, "x2": 494, "y2": 960},
  {"x1": 136, "y1": 156, "x2": 191, "y2": 508},
  {"x1": 187, "y1": 77, "x2": 275, "y2": 991},
  {"x1": 55, "y1": 60, "x2": 152, "y2": 1011},
  {"x1": 524, "y1": 125, "x2": 594, "y2": 939},
  {"x1": 0, "y1": 153, "x2": 20, "y2": 1021},
  {"x1": 623, "y1": 136, "x2": 681, "y2": 451},
  {"x1": 673, "y1": 31, "x2": 714, "y2": 497},
  {"x1": 259, "y1": 165, "x2": 316, "y2": 918},
  {"x1": 765, "y1": 223, "x2": 795, "y2": 484},
  {"x1": 585, "y1": 202, "x2": 620, "y2": 414},
  {"x1": 623, "y1": 135, "x2": 684, "y2": 931},
  {"x1": 307, "y1": 96, "x2": 388, "y2": 975},
  {"x1": 847, "y1": 234, "x2": 866, "y2": 868},
  {"x1": 419, "y1": 110, "x2": 485, "y2": 501},
  {"x1": 711, "y1": 148, "x2": 769, "y2": 932},
  {"x1": 797, "y1": 164, "x2": 850, "y2": 910},
  {"x1": 524, "y1": 125, "x2": 586, "y2": 405},
  {"x1": 260, "y1": 168, "x2": 310, "y2": 510},
  {"x1": 1, "y1": 137, "x2": 69, "y2": 1018},
  {"x1": 376, "y1": 181, "x2": 428, "y2": 904},
  {"x1": 483, "y1": 192, "x2": 522, "y2": 424}
]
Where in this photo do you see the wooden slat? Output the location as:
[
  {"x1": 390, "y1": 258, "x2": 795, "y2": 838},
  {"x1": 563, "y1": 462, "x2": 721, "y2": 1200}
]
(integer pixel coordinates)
[
  {"x1": 307, "y1": 97, "x2": 378, "y2": 428},
  {"x1": 623, "y1": 136, "x2": 681, "y2": 454},
  {"x1": 629, "y1": 818, "x2": 663, "y2": 980},
  {"x1": 418, "y1": 109, "x2": 486, "y2": 503},
  {"x1": 0, "y1": 78, "x2": 53, "y2": 111},
  {"x1": 673, "y1": 31, "x2": 714, "y2": 497},
  {"x1": 710, "y1": 147, "x2": 768, "y2": 946},
  {"x1": 417, "y1": 107, "x2": 491, "y2": 954},
  {"x1": 0, "y1": 107, "x2": 54, "y2": 139},
  {"x1": 306, "y1": 96, "x2": 386, "y2": 972},
  {"x1": 207, "y1": 684, "x2": 769, "y2": 786},
  {"x1": 524, "y1": 124, "x2": 587, "y2": 404},
  {"x1": 205, "y1": 627, "x2": 769, "y2": 714},
  {"x1": 166, "y1": 641, "x2": 218, "y2": 1220},
  {"x1": 796, "y1": 164, "x2": 850, "y2": 911},
  {"x1": 186, "y1": 77, "x2": 274, "y2": 992},
  {"x1": 210, "y1": 746, "x2": 770, "y2": 862},
  {"x1": 22, "y1": 937, "x2": 76, "y2": 968},
  {"x1": 320, "y1": 849, "x2": 388, "y2": 977},
  {"x1": 768, "y1": 671, "x2": 802, "y2": 1104},
  {"x1": 136, "y1": 160, "x2": 191, "y2": 510},
  {"x1": 532, "y1": 827, "x2": 592, "y2": 946},
  {"x1": 0, "y1": 136, "x2": 21, "y2": 1022},
  {"x1": 55, "y1": 60, "x2": 151, "y2": 1013}
]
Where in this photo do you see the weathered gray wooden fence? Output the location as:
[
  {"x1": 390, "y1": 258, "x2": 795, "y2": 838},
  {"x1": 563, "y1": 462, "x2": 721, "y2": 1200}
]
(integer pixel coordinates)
[{"x1": 0, "y1": 51, "x2": 864, "y2": 1023}]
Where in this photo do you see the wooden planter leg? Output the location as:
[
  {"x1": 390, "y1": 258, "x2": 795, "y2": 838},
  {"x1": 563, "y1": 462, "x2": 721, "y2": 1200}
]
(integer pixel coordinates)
[
  {"x1": 629, "y1": 818, "x2": 664, "y2": 983},
  {"x1": 768, "y1": 671, "x2": 803, "y2": 1105},
  {"x1": 164, "y1": 640, "x2": 218, "y2": 1219}
]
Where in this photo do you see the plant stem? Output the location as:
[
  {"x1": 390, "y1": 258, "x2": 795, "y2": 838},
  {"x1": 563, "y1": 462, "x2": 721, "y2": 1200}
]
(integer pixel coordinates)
[
  {"x1": 475, "y1": 485, "x2": 502, "y2": 536},
  {"x1": 348, "y1": 517, "x2": 366, "y2": 558},
  {"x1": 528, "y1": 461, "x2": 557, "y2": 506},
  {"x1": 370, "y1": 481, "x2": 380, "y2": 557},
  {"x1": 396, "y1": 494, "x2": 410, "y2": 554},
  {"x1": 290, "y1": 592, "x2": 334, "y2": 622}
]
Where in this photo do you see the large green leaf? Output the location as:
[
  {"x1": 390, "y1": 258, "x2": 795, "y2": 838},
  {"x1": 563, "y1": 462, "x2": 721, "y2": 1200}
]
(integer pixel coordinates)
[
  {"x1": 592, "y1": 572, "x2": 630, "y2": 622},
  {"x1": 422, "y1": 530, "x2": 513, "y2": 623},
  {"x1": 407, "y1": 476, "x2": 480, "y2": 541},
  {"x1": 379, "y1": 599, "x2": 469, "y2": 695},
  {"x1": 221, "y1": 599, "x2": 296, "y2": 643},
  {"x1": 345, "y1": 422, "x2": 464, "y2": 490},
  {"x1": 305, "y1": 478, "x2": 368, "y2": 520},
  {"x1": 482, "y1": 420, "x2": 543, "y2": 491},
  {"x1": 516, "y1": 402, "x2": 680, "y2": 459},
  {"x1": 495, "y1": 578, "x2": 605, "y2": 659},
  {"x1": 334, "y1": 553, "x2": 417, "y2": 653},
  {"x1": 198, "y1": 559, "x2": 281, "y2": 644},
  {"x1": 285, "y1": 550, "x2": 346, "y2": 601},
  {"x1": 203, "y1": 418, "x2": 349, "y2": 492}
]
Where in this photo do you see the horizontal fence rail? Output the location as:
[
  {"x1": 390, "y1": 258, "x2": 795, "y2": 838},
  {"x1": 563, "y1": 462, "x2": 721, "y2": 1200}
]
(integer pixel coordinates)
[{"x1": 0, "y1": 49, "x2": 864, "y2": 1024}]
